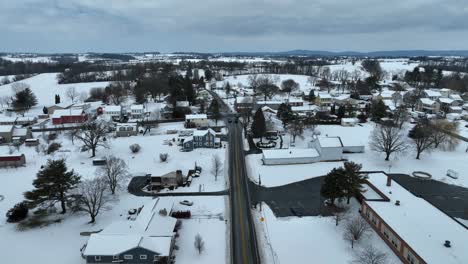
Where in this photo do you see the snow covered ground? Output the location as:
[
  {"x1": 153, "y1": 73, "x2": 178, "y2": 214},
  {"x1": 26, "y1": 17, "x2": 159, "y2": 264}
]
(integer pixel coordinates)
[
  {"x1": 253, "y1": 200, "x2": 400, "y2": 264},
  {"x1": 250, "y1": 122, "x2": 468, "y2": 188},
  {"x1": 0, "y1": 121, "x2": 228, "y2": 264},
  {"x1": 0, "y1": 73, "x2": 109, "y2": 112}
]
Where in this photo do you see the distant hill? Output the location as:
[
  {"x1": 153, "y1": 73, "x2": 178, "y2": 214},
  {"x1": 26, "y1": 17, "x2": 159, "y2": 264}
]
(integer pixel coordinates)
[{"x1": 217, "y1": 50, "x2": 468, "y2": 57}]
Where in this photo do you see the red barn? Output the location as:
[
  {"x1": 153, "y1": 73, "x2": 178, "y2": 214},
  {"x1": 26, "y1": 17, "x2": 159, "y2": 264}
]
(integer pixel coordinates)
[
  {"x1": 52, "y1": 109, "x2": 88, "y2": 125},
  {"x1": 0, "y1": 154, "x2": 26, "y2": 167}
]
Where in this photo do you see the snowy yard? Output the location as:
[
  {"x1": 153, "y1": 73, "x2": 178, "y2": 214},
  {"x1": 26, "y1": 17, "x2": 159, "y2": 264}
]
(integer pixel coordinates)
[
  {"x1": 247, "y1": 122, "x2": 468, "y2": 188},
  {"x1": 253, "y1": 200, "x2": 400, "y2": 264},
  {"x1": 0, "y1": 121, "x2": 228, "y2": 264}
]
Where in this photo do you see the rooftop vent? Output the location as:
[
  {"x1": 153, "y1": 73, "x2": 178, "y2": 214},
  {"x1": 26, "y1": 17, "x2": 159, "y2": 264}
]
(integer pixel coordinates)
[
  {"x1": 444, "y1": 240, "x2": 451, "y2": 248},
  {"x1": 395, "y1": 200, "x2": 400, "y2": 206}
]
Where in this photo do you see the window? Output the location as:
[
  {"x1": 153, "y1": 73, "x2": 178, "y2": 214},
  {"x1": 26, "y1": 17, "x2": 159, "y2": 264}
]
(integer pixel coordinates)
[
  {"x1": 405, "y1": 248, "x2": 417, "y2": 264},
  {"x1": 124, "y1": 255, "x2": 133, "y2": 260},
  {"x1": 140, "y1": 255, "x2": 147, "y2": 260},
  {"x1": 94, "y1": 256, "x2": 101, "y2": 261}
]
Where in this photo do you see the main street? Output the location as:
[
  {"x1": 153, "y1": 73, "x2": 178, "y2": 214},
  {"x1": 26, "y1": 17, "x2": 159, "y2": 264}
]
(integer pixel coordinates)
[
  {"x1": 227, "y1": 120, "x2": 261, "y2": 264},
  {"x1": 207, "y1": 90, "x2": 261, "y2": 264}
]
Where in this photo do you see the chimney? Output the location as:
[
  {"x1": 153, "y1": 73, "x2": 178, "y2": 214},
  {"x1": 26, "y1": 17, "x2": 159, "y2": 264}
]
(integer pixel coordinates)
[
  {"x1": 386, "y1": 175, "x2": 392, "y2": 187},
  {"x1": 444, "y1": 240, "x2": 451, "y2": 248},
  {"x1": 395, "y1": 200, "x2": 400, "y2": 206}
]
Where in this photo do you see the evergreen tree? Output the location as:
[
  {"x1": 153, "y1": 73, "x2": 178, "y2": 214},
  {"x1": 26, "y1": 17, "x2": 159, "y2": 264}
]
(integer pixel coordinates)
[
  {"x1": 12, "y1": 87, "x2": 37, "y2": 110},
  {"x1": 251, "y1": 108, "x2": 266, "y2": 140},
  {"x1": 320, "y1": 167, "x2": 346, "y2": 206},
  {"x1": 342, "y1": 162, "x2": 366, "y2": 204},
  {"x1": 42, "y1": 106, "x2": 48, "y2": 114},
  {"x1": 225, "y1": 82, "x2": 231, "y2": 97},
  {"x1": 208, "y1": 99, "x2": 221, "y2": 125},
  {"x1": 370, "y1": 100, "x2": 387, "y2": 120},
  {"x1": 337, "y1": 105, "x2": 346, "y2": 119},
  {"x1": 204, "y1": 69, "x2": 213, "y2": 81},
  {"x1": 330, "y1": 104, "x2": 336, "y2": 115},
  {"x1": 277, "y1": 103, "x2": 292, "y2": 127},
  {"x1": 183, "y1": 76, "x2": 195, "y2": 104},
  {"x1": 308, "y1": 89, "x2": 316, "y2": 102},
  {"x1": 55, "y1": 94, "x2": 61, "y2": 104},
  {"x1": 24, "y1": 159, "x2": 81, "y2": 214}
]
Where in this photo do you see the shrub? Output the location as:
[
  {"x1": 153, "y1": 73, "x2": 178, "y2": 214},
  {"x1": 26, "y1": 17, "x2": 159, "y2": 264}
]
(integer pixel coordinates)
[
  {"x1": 171, "y1": 210, "x2": 191, "y2": 219},
  {"x1": 47, "y1": 142, "x2": 61, "y2": 154},
  {"x1": 47, "y1": 133, "x2": 57, "y2": 141},
  {"x1": 159, "y1": 153, "x2": 169, "y2": 162},
  {"x1": 129, "y1": 144, "x2": 141, "y2": 153},
  {"x1": 6, "y1": 202, "x2": 29, "y2": 223}
]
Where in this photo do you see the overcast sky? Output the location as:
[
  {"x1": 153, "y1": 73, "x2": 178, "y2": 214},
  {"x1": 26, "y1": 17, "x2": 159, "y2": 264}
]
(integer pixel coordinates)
[{"x1": 1, "y1": 0, "x2": 468, "y2": 53}]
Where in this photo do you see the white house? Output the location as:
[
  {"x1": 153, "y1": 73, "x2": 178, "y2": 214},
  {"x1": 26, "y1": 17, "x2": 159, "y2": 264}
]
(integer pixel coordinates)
[
  {"x1": 416, "y1": 98, "x2": 440, "y2": 114},
  {"x1": 130, "y1": 104, "x2": 145, "y2": 119},
  {"x1": 185, "y1": 114, "x2": 208, "y2": 128},
  {"x1": 104, "y1": 105, "x2": 122, "y2": 121},
  {"x1": 423, "y1": 90, "x2": 442, "y2": 101}
]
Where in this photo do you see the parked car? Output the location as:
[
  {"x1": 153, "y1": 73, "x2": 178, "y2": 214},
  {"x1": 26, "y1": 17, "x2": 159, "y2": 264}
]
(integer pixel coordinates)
[
  {"x1": 180, "y1": 200, "x2": 193, "y2": 206},
  {"x1": 228, "y1": 119, "x2": 232, "y2": 123}
]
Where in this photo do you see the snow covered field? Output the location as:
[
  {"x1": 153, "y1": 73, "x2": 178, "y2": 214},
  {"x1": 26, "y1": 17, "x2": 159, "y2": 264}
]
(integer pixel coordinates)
[
  {"x1": 253, "y1": 200, "x2": 400, "y2": 264},
  {"x1": 0, "y1": 73, "x2": 109, "y2": 110}
]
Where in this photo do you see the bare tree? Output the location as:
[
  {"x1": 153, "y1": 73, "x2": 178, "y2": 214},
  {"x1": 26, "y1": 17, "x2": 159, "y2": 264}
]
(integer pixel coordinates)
[
  {"x1": 78, "y1": 91, "x2": 88, "y2": 103},
  {"x1": 353, "y1": 246, "x2": 387, "y2": 264},
  {"x1": 0, "y1": 95, "x2": 11, "y2": 108},
  {"x1": 344, "y1": 216, "x2": 371, "y2": 249},
  {"x1": 287, "y1": 117, "x2": 304, "y2": 143},
  {"x1": 66, "y1": 86, "x2": 79, "y2": 103},
  {"x1": 105, "y1": 82, "x2": 128, "y2": 105},
  {"x1": 334, "y1": 207, "x2": 349, "y2": 226},
  {"x1": 75, "y1": 120, "x2": 110, "y2": 157},
  {"x1": 211, "y1": 154, "x2": 223, "y2": 181},
  {"x1": 370, "y1": 123, "x2": 408, "y2": 161},
  {"x1": 99, "y1": 156, "x2": 128, "y2": 195},
  {"x1": 256, "y1": 75, "x2": 280, "y2": 102},
  {"x1": 194, "y1": 233, "x2": 205, "y2": 254},
  {"x1": 307, "y1": 76, "x2": 318, "y2": 87},
  {"x1": 247, "y1": 74, "x2": 260, "y2": 93},
  {"x1": 75, "y1": 177, "x2": 110, "y2": 223},
  {"x1": 280, "y1": 79, "x2": 299, "y2": 100},
  {"x1": 67, "y1": 128, "x2": 80, "y2": 145},
  {"x1": 431, "y1": 120, "x2": 459, "y2": 151},
  {"x1": 408, "y1": 124, "x2": 435, "y2": 160}
]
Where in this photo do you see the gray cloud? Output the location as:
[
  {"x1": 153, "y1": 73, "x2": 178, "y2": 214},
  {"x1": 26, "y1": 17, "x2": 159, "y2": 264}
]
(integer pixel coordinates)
[{"x1": 1, "y1": 0, "x2": 468, "y2": 52}]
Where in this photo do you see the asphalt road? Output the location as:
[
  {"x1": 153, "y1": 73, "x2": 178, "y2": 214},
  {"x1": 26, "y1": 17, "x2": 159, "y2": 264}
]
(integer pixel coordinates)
[{"x1": 228, "y1": 121, "x2": 261, "y2": 264}]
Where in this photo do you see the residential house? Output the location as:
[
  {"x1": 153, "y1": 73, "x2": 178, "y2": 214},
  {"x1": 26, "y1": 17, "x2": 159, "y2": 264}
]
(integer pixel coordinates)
[
  {"x1": 52, "y1": 109, "x2": 88, "y2": 125},
  {"x1": 176, "y1": 101, "x2": 190, "y2": 108},
  {"x1": 12, "y1": 126, "x2": 32, "y2": 142},
  {"x1": 46, "y1": 103, "x2": 74, "y2": 115},
  {"x1": 0, "y1": 154, "x2": 26, "y2": 167},
  {"x1": 315, "y1": 93, "x2": 333, "y2": 107},
  {"x1": 148, "y1": 170, "x2": 184, "y2": 191},
  {"x1": 309, "y1": 136, "x2": 344, "y2": 161},
  {"x1": 115, "y1": 123, "x2": 138, "y2": 137},
  {"x1": 415, "y1": 98, "x2": 440, "y2": 114},
  {"x1": 422, "y1": 89, "x2": 442, "y2": 101},
  {"x1": 0, "y1": 125, "x2": 14, "y2": 143},
  {"x1": 182, "y1": 129, "x2": 219, "y2": 151},
  {"x1": 285, "y1": 98, "x2": 304, "y2": 107},
  {"x1": 235, "y1": 97, "x2": 255, "y2": 113},
  {"x1": 360, "y1": 173, "x2": 468, "y2": 264},
  {"x1": 83, "y1": 198, "x2": 177, "y2": 264},
  {"x1": 130, "y1": 104, "x2": 145, "y2": 119},
  {"x1": 291, "y1": 104, "x2": 320, "y2": 116},
  {"x1": 185, "y1": 114, "x2": 208, "y2": 128},
  {"x1": 438, "y1": 98, "x2": 462, "y2": 114},
  {"x1": 103, "y1": 105, "x2": 122, "y2": 121}
]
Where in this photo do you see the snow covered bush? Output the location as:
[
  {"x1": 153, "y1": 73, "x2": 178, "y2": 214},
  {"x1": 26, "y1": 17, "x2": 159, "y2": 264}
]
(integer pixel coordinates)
[
  {"x1": 6, "y1": 202, "x2": 29, "y2": 223},
  {"x1": 129, "y1": 143, "x2": 141, "y2": 153},
  {"x1": 47, "y1": 142, "x2": 61, "y2": 154},
  {"x1": 159, "y1": 153, "x2": 169, "y2": 162}
]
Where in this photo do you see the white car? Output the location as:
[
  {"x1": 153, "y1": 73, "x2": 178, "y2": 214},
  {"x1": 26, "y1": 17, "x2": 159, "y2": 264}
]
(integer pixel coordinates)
[{"x1": 180, "y1": 200, "x2": 194, "y2": 206}]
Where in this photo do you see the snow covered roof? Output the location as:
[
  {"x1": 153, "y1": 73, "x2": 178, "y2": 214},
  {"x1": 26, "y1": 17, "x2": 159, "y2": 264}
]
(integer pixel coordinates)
[
  {"x1": 13, "y1": 127, "x2": 28, "y2": 137},
  {"x1": 84, "y1": 198, "x2": 176, "y2": 257},
  {"x1": 419, "y1": 98, "x2": 436, "y2": 105},
  {"x1": 130, "y1": 104, "x2": 144, "y2": 110},
  {"x1": 193, "y1": 128, "x2": 215, "y2": 136},
  {"x1": 185, "y1": 114, "x2": 207, "y2": 120},
  {"x1": 449, "y1": 94, "x2": 462, "y2": 100},
  {"x1": 263, "y1": 148, "x2": 319, "y2": 160},
  {"x1": 51, "y1": 109, "x2": 84, "y2": 118},
  {"x1": 424, "y1": 90, "x2": 442, "y2": 97},
  {"x1": 318, "y1": 93, "x2": 332, "y2": 99},
  {"x1": 318, "y1": 137, "x2": 343, "y2": 148},
  {"x1": 104, "y1": 105, "x2": 122, "y2": 112},
  {"x1": 365, "y1": 173, "x2": 468, "y2": 264},
  {"x1": 341, "y1": 118, "x2": 358, "y2": 123},
  {"x1": 439, "y1": 98, "x2": 454, "y2": 104},
  {"x1": 291, "y1": 105, "x2": 319, "y2": 112},
  {"x1": 0, "y1": 125, "x2": 13, "y2": 133},
  {"x1": 176, "y1": 101, "x2": 189, "y2": 107}
]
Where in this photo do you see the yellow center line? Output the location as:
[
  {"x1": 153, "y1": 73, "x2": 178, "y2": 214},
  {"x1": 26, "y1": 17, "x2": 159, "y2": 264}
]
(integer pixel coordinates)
[{"x1": 234, "y1": 126, "x2": 249, "y2": 264}]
